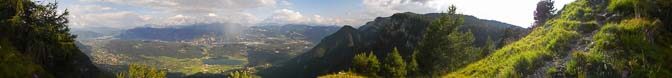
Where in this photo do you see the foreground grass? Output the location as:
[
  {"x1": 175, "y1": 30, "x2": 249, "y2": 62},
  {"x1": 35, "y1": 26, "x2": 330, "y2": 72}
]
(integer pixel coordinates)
[
  {"x1": 444, "y1": 0, "x2": 593, "y2": 77},
  {"x1": 318, "y1": 71, "x2": 367, "y2": 78},
  {"x1": 446, "y1": 0, "x2": 672, "y2": 77}
]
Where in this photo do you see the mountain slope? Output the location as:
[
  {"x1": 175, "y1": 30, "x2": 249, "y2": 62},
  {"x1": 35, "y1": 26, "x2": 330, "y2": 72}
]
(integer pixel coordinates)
[
  {"x1": 117, "y1": 23, "x2": 240, "y2": 41},
  {"x1": 259, "y1": 12, "x2": 526, "y2": 77},
  {"x1": 446, "y1": 0, "x2": 672, "y2": 77},
  {"x1": 0, "y1": 0, "x2": 107, "y2": 77}
]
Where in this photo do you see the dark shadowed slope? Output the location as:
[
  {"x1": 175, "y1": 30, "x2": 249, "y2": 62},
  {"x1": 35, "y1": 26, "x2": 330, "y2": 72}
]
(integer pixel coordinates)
[{"x1": 0, "y1": 0, "x2": 108, "y2": 78}]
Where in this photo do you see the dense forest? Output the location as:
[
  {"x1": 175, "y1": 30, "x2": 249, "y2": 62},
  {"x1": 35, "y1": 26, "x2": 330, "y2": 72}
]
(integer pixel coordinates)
[
  {"x1": 0, "y1": 0, "x2": 106, "y2": 77},
  {"x1": 1, "y1": 0, "x2": 671, "y2": 78}
]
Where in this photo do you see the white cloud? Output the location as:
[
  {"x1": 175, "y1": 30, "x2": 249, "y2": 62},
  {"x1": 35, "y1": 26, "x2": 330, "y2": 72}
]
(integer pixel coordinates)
[
  {"x1": 95, "y1": 0, "x2": 277, "y2": 14},
  {"x1": 62, "y1": 0, "x2": 575, "y2": 29},
  {"x1": 165, "y1": 12, "x2": 259, "y2": 25},
  {"x1": 64, "y1": 0, "x2": 281, "y2": 29},
  {"x1": 425, "y1": 0, "x2": 574, "y2": 27},
  {"x1": 339, "y1": 0, "x2": 438, "y2": 26},
  {"x1": 69, "y1": 11, "x2": 150, "y2": 29},
  {"x1": 207, "y1": 13, "x2": 218, "y2": 17},
  {"x1": 357, "y1": 0, "x2": 574, "y2": 28},
  {"x1": 262, "y1": 9, "x2": 360, "y2": 26},
  {"x1": 362, "y1": 0, "x2": 436, "y2": 18}
]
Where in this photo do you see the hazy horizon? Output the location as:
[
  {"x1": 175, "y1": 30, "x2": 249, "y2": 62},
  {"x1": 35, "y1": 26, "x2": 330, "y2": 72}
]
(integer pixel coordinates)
[{"x1": 55, "y1": 0, "x2": 573, "y2": 29}]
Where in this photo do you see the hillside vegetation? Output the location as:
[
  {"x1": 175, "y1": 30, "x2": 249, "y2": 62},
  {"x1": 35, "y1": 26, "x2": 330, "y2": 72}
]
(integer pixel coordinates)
[
  {"x1": 0, "y1": 0, "x2": 106, "y2": 77},
  {"x1": 446, "y1": 0, "x2": 672, "y2": 77}
]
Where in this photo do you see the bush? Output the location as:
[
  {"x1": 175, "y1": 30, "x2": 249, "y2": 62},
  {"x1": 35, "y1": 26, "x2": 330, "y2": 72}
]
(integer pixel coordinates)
[
  {"x1": 608, "y1": 0, "x2": 638, "y2": 14},
  {"x1": 586, "y1": 18, "x2": 671, "y2": 77},
  {"x1": 228, "y1": 70, "x2": 254, "y2": 78},
  {"x1": 318, "y1": 71, "x2": 366, "y2": 78},
  {"x1": 352, "y1": 52, "x2": 380, "y2": 77},
  {"x1": 116, "y1": 64, "x2": 167, "y2": 78}
]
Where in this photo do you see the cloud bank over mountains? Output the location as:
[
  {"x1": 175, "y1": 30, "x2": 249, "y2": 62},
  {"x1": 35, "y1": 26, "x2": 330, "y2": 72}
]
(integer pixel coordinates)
[
  {"x1": 61, "y1": 0, "x2": 451, "y2": 29},
  {"x1": 59, "y1": 0, "x2": 573, "y2": 29}
]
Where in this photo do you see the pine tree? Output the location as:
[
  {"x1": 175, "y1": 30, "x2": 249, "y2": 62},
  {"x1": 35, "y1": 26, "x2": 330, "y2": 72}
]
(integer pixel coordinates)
[
  {"x1": 383, "y1": 48, "x2": 407, "y2": 78},
  {"x1": 484, "y1": 37, "x2": 497, "y2": 54},
  {"x1": 416, "y1": 5, "x2": 467, "y2": 75},
  {"x1": 228, "y1": 70, "x2": 254, "y2": 78},
  {"x1": 446, "y1": 28, "x2": 477, "y2": 71},
  {"x1": 352, "y1": 52, "x2": 380, "y2": 77},
  {"x1": 1, "y1": 0, "x2": 102, "y2": 77},
  {"x1": 406, "y1": 51, "x2": 419, "y2": 76},
  {"x1": 116, "y1": 64, "x2": 166, "y2": 78},
  {"x1": 533, "y1": 0, "x2": 555, "y2": 28}
]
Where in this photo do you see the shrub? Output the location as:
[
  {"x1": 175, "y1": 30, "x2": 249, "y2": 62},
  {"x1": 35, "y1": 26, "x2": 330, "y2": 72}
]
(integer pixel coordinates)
[{"x1": 116, "y1": 64, "x2": 166, "y2": 78}]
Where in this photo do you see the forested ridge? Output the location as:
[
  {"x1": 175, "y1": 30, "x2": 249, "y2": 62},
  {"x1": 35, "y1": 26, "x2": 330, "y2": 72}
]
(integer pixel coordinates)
[
  {"x1": 260, "y1": 10, "x2": 526, "y2": 78},
  {"x1": 0, "y1": 0, "x2": 107, "y2": 77}
]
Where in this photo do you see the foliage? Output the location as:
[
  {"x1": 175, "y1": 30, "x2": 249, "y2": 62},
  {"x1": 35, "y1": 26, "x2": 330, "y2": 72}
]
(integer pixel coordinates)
[
  {"x1": 383, "y1": 48, "x2": 407, "y2": 78},
  {"x1": 570, "y1": 17, "x2": 672, "y2": 77},
  {"x1": 349, "y1": 47, "x2": 429, "y2": 78},
  {"x1": 228, "y1": 70, "x2": 254, "y2": 78},
  {"x1": 445, "y1": 0, "x2": 590, "y2": 77},
  {"x1": 352, "y1": 52, "x2": 381, "y2": 77},
  {"x1": 318, "y1": 71, "x2": 367, "y2": 78},
  {"x1": 446, "y1": 19, "x2": 579, "y2": 77},
  {"x1": 565, "y1": 0, "x2": 672, "y2": 77},
  {"x1": 260, "y1": 8, "x2": 524, "y2": 78},
  {"x1": 446, "y1": 0, "x2": 672, "y2": 77},
  {"x1": 416, "y1": 5, "x2": 462, "y2": 75},
  {"x1": 406, "y1": 51, "x2": 419, "y2": 76},
  {"x1": 533, "y1": 0, "x2": 556, "y2": 27},
  {"x1": 0, "y1": 38, "x2": 49, "y2": 78},
  {"x1": 608, "y1": 0, "x2": 670, "y2": 19},
  {"x1": 415, "y1": 5, "x2": 485, "y2": 76},
  {"x1": 116, "y1": 64, "x2": 167, "y2": 78},
  {"x1": 483, "y1": 38, "x2": 497, "y2": 54},
  {"x1": 1, "y1": 0, "x2": 104, "y2": 77}
]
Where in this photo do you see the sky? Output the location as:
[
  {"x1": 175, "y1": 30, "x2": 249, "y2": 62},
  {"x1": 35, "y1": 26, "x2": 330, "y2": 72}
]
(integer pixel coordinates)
[{"x1": 55, "y1": 0, "x2": 574, "y2": 29}]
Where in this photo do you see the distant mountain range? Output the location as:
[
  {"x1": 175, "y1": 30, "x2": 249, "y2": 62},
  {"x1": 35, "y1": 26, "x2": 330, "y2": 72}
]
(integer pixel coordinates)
[{"x1": 110, "y1": 23, "x2": 340, "y2": 43}]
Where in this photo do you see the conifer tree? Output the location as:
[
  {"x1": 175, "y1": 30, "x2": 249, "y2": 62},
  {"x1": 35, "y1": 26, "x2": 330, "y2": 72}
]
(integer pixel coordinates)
[
  {"x1": 383, "y1": 48, "x2": 407, "y2": 78},
  {"x1": 533, "y1": 0, "x2": 555, "y2": 28},
  {"x1": 228, "y1": 70, "x2": 254, "y2": 78},
  {"x1": 352, "y1": 52, "x2": 380, "y2": 77},
  {"x1": 116, "y1": 64, "x2": 166, "y2": 78}
]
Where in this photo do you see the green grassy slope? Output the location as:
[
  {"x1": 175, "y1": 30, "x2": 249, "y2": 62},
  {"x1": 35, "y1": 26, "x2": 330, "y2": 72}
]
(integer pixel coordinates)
[{"x1": 446, "y1": 0, "x2": 672, "y2": 77}]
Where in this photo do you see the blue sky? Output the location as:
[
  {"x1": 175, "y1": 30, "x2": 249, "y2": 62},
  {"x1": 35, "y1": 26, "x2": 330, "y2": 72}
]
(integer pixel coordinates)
[{"x1": 57, "y1": 0, "x2": 574, "y2": 29}]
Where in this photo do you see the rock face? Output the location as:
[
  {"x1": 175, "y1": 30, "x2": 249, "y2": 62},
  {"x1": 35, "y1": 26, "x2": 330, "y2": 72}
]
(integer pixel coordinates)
[{"x1": 259, "y1": 12, "x2": 527, "y2": 78}]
